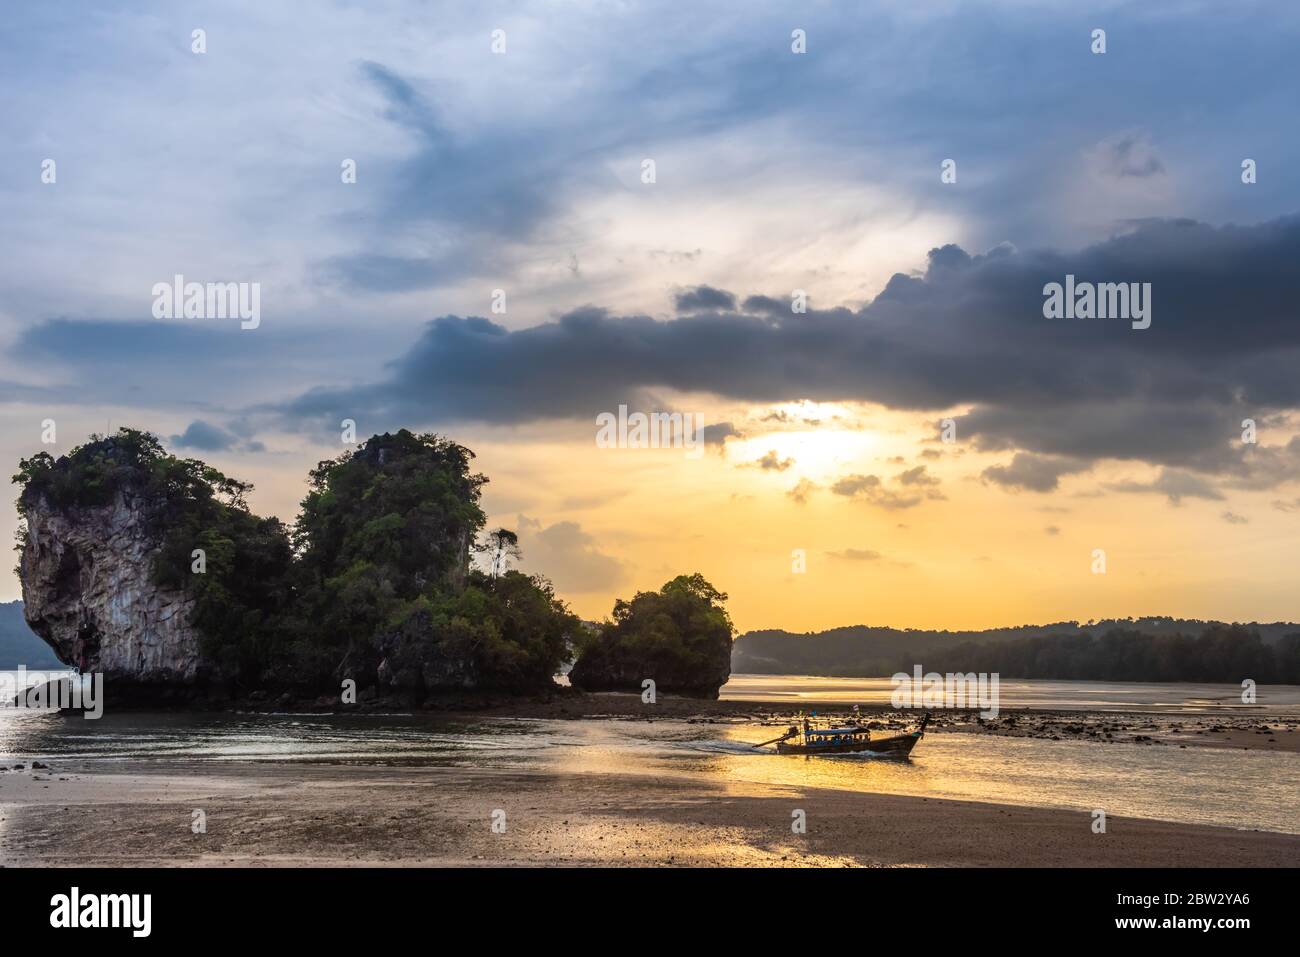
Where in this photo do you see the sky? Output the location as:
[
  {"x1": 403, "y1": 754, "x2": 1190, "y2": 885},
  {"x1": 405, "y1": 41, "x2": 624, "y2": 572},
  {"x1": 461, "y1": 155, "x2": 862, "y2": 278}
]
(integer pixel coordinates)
[{"x1": 3, "y1": 0, "x2": 1300, "y2": 632}]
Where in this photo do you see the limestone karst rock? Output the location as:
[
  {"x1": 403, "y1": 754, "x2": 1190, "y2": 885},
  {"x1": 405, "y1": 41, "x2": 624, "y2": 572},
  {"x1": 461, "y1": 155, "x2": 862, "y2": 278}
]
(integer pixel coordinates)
[
  {"x1": 20, "y1": 488, "x2": 204, "y2": 686},
  {"x1": 14, "y1": 428, "x2": 583, "y2": 703}
]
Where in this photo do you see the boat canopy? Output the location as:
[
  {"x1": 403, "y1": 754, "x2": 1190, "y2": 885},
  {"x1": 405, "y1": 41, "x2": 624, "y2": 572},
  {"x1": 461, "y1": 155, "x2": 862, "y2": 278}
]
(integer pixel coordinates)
[{"x1": 806, "y1": 727, "x2": 866, "y2": 737}]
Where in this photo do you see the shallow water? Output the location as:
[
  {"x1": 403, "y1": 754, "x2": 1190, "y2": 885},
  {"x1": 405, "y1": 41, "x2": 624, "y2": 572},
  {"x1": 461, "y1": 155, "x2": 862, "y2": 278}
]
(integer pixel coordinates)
[
  {"x1": 2, "y1": 709, "x2": 1297, "y2": 835},
  {"x1": 0, "y1": 711, "x2": 543, "y2": 767},
  {"x1": 721, "y1": 673, "x2": 1300, "y2": 712},
  {"x1": 686, "y1": 723, "x2": 1300, "y2": 834}
]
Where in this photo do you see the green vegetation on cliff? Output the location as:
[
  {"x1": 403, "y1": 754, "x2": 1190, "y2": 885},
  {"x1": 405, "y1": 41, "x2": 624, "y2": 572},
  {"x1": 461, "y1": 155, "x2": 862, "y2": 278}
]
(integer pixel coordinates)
[
  {"x1": 281, "y1": 431, "x2": 578, "y2": 692},
  {"x1": 283, "y1": 431, "x2": 486, "y2": 686},
  {"x1": 569, "y1": 573, "x2": 734, "y2": 697},
  {"x1": 14, "y1": 428, "x2": 582, "y2": 696},
  {"x1": 16, "y1": 429, "x2": 293, "y2": 682},
  {"x1": 15, "y1": 428, "x2": 250, "y2": 517}
]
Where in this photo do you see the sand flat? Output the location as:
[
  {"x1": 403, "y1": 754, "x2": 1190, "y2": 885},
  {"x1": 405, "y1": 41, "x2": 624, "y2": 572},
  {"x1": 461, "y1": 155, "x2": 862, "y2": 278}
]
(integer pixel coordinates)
[{"x1": 2, "y1": 760, "x2": 1296, "y2": 868}]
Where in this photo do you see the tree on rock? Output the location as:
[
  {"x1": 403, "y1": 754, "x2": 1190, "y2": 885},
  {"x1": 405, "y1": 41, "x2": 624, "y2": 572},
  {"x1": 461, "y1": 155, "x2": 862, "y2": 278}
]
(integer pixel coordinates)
[
  {"x1": 286, "y1": 430, "x2": 579, "y2": 695},
  {"x1": 569, "y1": 573, "x2": 734, "y2": 699},
  {"x1": 476, "y1": 527, "x2": 522, "y2": 578}
]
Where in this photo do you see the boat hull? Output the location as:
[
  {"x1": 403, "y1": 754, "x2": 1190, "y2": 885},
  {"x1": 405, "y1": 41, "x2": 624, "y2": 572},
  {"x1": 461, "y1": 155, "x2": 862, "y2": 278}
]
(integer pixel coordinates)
[{"x1": 775, "y1": 730, "x2": 922, "y2": 757}]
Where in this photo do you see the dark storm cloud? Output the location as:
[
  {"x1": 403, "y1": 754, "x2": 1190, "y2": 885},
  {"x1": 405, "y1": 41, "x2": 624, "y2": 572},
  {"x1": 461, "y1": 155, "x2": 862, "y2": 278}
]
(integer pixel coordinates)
[{"x1": 280, "y1": 215, "x2": 1300, "y2": 485}]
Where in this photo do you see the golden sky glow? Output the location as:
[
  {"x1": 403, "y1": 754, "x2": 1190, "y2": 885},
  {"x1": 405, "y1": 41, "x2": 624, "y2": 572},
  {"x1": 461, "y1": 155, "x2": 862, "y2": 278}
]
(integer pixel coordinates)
[
  {"x1": 346, "y1": 400, "x2": 1300, "y2": 631},
  {"x1": 6, "y1": 400, "x2": 1300, "y2": 635}
]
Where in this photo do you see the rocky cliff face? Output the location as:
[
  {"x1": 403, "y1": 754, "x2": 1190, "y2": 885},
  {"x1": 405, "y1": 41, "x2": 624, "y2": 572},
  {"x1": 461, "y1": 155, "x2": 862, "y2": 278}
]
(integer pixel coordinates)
[
  {"x1": 374, "y1": 609, "x2": 479, "y2": 695},
  {"x1": 13, "y1": 427, "x2": 607, "y2": 704},
  {"x1": 19, "y1": 490, "x2": 205, "y2": 686}
]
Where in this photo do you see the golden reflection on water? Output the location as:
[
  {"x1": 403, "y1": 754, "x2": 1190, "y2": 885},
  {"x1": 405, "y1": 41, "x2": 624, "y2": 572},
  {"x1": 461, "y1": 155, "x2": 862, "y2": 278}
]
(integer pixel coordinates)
[
  {"x1": 722, "y1": 674, "x2": 1300, "y2": 712},
  {"x1": 3, "y1": 709, "x2": 1298, "y2": 835},
  {"x1": 534, "y1": 718, "x2": 1300, "y2": 834},
  {"x1": 710, "y1": 723, "x2": 1300, "y2": 833}
]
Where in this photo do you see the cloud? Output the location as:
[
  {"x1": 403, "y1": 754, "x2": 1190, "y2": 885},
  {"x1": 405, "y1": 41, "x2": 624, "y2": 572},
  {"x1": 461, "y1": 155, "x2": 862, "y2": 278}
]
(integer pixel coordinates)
[
  {"x1": 170, "y1": 420, "x2": 239, "y2": 452},
  {"x1": 1090, "y1": 131, "x2": 1166, "y2": 180},
  {"x1": 316, "y1": 253, "x2": 477, "y2": 294},
  {"x1": 10, "y1": 317, "x2": 360, "y2": 412},
  {"x1": 515, "y1": 515, "x2": 626, "y2": 594},
  {"x1": 702, "y1": 422, "x2": 742, "y2": 446},
  {"x1": 675, "y1": 285, "x2": 737, "y2": 313},
  {"x1": 169, "y1": 419, "x2": 267, "y2": 454},
  {"x1": 825, "y1": 546, "x2": 911, "y2": 568},
  {"x1": 1106, "y1": 469, "x2": 1225, "y2": 505},
  {"x1": 831, "y1": 475, "x2": 880, "y2": 496},
  {"x1": 787, "y1": 478, "x2": 817, "y2": 504},
  {"x1": 277, "y1": 216, "x2": 1300, "y2": 496},
  {"x1": 1221, "y1": 511, "x2": 1248, "y2": 524},
  {"x1": 750, "y1": 450, "x2": 794, "y2": 471},
  {"x1": 314, "y1": 62, "x2": 564, "y2": 294},
  {"x1": 895, "y1": 465, "x2": 940, "y2": 487},
  {"x1": 825, "y1": 548, "x2": 883, "y2": 562},
  {"x1": 830, "y1": 474, "x2": 924, "y2": 510},
  {"x1": 982, "y1": 453, "x2": 1091, "y2": 493},
  {"x1": 20, "y1": 319, "x2": 249, "y2": 364},
  {"x1": 759, "y1": 406, "x2": 823, "y2": 426}
]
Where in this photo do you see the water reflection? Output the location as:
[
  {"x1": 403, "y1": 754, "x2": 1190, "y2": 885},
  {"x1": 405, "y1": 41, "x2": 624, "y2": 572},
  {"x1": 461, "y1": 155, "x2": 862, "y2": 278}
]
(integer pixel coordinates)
[
  {"x1": 0, "y1": 710, "x2": 559, "y2": 768},
  {"x1": 721, "y1": 674, "x2": 1300, "y2": 712},
  {"x1": 2, "y1": 709, "x2": 1297, "y2": 835},
  {"x1": 695, "y1": 723, "x2": 1300, "y2": 834}
]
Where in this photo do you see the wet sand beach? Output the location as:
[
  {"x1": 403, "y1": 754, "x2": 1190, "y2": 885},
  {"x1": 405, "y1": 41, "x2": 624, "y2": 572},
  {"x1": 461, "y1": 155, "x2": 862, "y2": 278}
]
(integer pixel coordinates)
[
  {"x1": 2, "y1": 686, "x2": 1298, "y2": 867},
  {"x1": 3, "y1": 759, "x2": 1297, "y2": 867}
]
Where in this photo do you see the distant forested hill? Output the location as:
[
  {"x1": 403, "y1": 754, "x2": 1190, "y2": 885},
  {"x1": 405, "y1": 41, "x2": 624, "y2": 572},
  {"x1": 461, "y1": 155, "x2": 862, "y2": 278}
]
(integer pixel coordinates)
[
  {"x1": 732, "y1": 618, "x2": 1300, "y2": 683},
  {"x1": 0, "y1": 601, "x2": 62, "y2": 668}
]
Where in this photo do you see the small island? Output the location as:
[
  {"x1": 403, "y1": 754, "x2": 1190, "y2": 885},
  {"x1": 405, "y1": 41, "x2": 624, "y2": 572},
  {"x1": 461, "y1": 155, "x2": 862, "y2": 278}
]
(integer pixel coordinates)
[{"x1": 13, "y1": 428, "x2": 734, "y2": 707}]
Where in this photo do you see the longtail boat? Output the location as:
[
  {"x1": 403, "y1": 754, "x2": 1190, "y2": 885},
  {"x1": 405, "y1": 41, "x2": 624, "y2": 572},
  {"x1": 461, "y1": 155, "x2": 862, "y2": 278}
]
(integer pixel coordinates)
[{"x1": 756, "y1": 712, "x2": 930, "y2": 758}]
